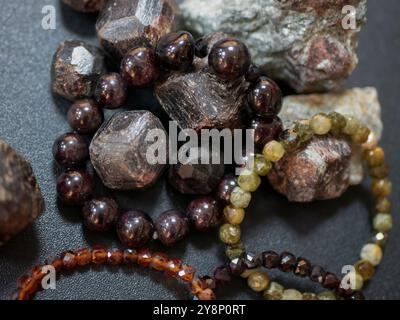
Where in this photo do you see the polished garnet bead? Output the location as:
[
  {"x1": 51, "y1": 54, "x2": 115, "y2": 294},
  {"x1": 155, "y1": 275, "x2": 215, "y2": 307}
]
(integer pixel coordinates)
[
  {"x1": 137, "y1": 248, "x2": 153, "y2": 267},
  {"x1": 123, "y1": 249, "x2": 138, "y2": 264},
  {"x1": 208, "y1": 38, "x2": 251, "y2": 80},
  {"x1": 294, "y1": 258, "x2": 311, "y2": 277},
  {"x1": 75, "y1": 248, "x2": 92, "y2": 267},
  {"x1": 150, "y1": 252, "x2": 169, "y2": 271},
  {"x1": 186, "y1": 196, "x2": 223, "y2": 231},
  {"x1": 244, "y1": 252, "x2": 259, "y2": 269},
  {"x1": 120, "y1": 46, "x2": 158, "y2": 87},
  {"x1": 229, "y1": 258, "x2": 246, "y2": 276},
  {"x1": 61, "y1": 251, "x2": 77, "y2": 270},
  {"x1": 248, "y1": 77, "x2": 282, "y2": 116},
  {"x1": 117, "y1": 210, "x2": 154, "y2": 248},
  {"x1": 91, "y1": 246, "x2": 108, "y2": 264},
  {"x1": 52, "y1": 132, "x2": 88, "y2": 167},
  {"x1": 261, "y1": 250, "x2": 281, "y2": 269},
  {"x1": 83, "y1": 197, "x2": 119, "y2": 232},
  {"x1": 107, "y1": 249, "x2": 123, "y2": 265},
  {"x1": 279, "y1": 252, "x2": 296, "y2": 272},
  {"x1": 322, "y1": 272, "x2": 340, "y2": 289},
  {"x1": 156, "y1": 31, "x2": 195, "y2": 70},
  {"x1": 245, "y1": 64, "x2": 265, "y2": 83},
  {"x1": 248, "y1": 116, "x2": 283, "y2": 149},
  {"x1": 56, "y1": 170, "x2": 93, "y2": 205},
  {"x1": 67, "y1": 99, "x2": 103, "y2": 134},
  {"x1": 155, "y1": 210, "x2": 189, "y2": 247},
  {"x1": 94, "y1": 73, "x2": 127, "y2": 109},
  {"x1": 214, "y1": 174, "x2": 238, "y2": 204},
  {"x1": 310, "y1": 265, "x2": 326, "y2": 284},
  {"x1": 213, "y1": 266, "x2": 231, "y2": 284}
]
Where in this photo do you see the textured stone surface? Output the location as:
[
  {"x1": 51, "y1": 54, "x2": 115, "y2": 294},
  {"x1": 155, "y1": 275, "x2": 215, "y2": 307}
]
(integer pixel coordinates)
[
  {"x1": 280, "y1": 87, "x2": 383, "y2": 185},
  {"x1": 52, "y1": 40, "x2": 106, "y2": 101},
  {"x1": 90, "y1": 111, "x2": 167, "y2": 190},
  {"x1": 180, "y1": 0, "x2": 366, "y2": 93},
  {"x1": 62, "y1": 0, "x2": 107, "y2": 12},
  {"x1": 0, "y1": 139, "x2": 44, "y2": 246},
  {"x1": 268, "y1": 135, "x2": 352, "y2": 202},
  {"x1": 96, "y1": 0, "x2": 179, "y2": 60},
  {"x1": 156, "y1": 32, "x2": 248, "y2": 130}
]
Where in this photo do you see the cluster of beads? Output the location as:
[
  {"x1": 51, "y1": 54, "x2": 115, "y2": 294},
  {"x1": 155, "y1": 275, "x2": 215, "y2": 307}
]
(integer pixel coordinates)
[{"x1": 14, "y1": 246, "x2": 215, "y2": 301}]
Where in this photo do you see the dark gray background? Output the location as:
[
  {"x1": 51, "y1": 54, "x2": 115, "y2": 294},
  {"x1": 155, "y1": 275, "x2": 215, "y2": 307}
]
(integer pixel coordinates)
[{"x1": 0, "y1": 0, "x2": 399, "y2": 300}]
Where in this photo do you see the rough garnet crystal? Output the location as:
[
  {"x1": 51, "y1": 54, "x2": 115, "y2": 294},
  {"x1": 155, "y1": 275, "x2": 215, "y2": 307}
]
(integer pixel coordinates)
[
  {"x1": 0, "y1": 139, "x2": 44, "y2": 246},
  {"x1": 96, "y1": 0, "x2": 179, "y2": 60},
  {"x1": 52, "y1": 40, "x2": 106, "y2": 101},
  {"x1": 90, "y1": 111, "x2": 167, "y2": 190},
  {"x1": 62, "y1": 0, "x2": 106, "y2": 12}
]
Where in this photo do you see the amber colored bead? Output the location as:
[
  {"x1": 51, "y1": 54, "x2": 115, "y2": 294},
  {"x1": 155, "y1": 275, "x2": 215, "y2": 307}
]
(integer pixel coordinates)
[
  {"x1": 123, "y1": 249, "x2": 138, "y2": 264},
  {"x1": 369, "y1": 164, "x2": 389, "y2": 179},
  {"x1": 31, "y1": 266, "x2": 46, "y2": 283},
  {"x1": 219, "y1": 223, "x2": 241, "y2": 245},
  {"x1": 223, "y1": 205, "x2": 245, "y2": 225},
  {"x1": 263, "y1": 281, "x2": 284, "y2": 300},
  {"x1": 215, "y1": 174, "x2": 238, "y2": 204},
  {"x1": 107, "y1": 249, "x2": 124, "y2": 265},
  {"x1": 199, "y1": 276, "x2": 217, "y2": 290},
  {"x1": 279, "y1": 252, "x2": 296, "y2": 272},
  {"x1": 371, "y1": 179, "x2": 392, "y2": 197},
  {"x1": 245, "y1": 63, "x2": 265, "y2": 83},
  {"x1": 120, "y1": 47, "x2": 158, "y2": 87},
  {"x1": 197, "y1": 288, "x2": 216, "y2": 300},
  {"x1": 150, "y1": 252, "x2": 169, "y2": 271},
  {"x1": 92, "y1": 247, "x2": 108, "y2": 264},
  {"x1": 208, "y1": 38, "x2": 251, "y2": 80},
  {"x1": 309, "y1": 265, "x2": 326, "y2": 284},
  {"x1": 328, "y1": 111, "x2": 346, "y2": 135},
  {"x1": 52, "y1": 132, "x2": 88, "y2": 167},
  {"x1": 354, "y1": 260, "x2": 375, "y2": 281},
  {"x1": 249, "y1": 116, "x2": 283, "y2": 149},
  {"x1": 294, "y1": 258, "x2": 311, "y2": 277},
  {"x1": 279, "y1": 128, "x2": 300, "y2": 151},
  {"x1": 375, "y1": 197, "x2": 392, "y2": 213},
  {"x1": 352, "y1": 125, "x2": 371, "y2": 144},
  {"x1": 178, "y1": 264, "x2": 196, "y2": 283},
  {"x1": 137, "y1": 248, "x2": 153, "y2": 267},
  {"x1": 156, "y1": 31, "x2": 195, "y2": 70},
  {"x1": 261, "y1": 250, "x2": 281, "y2": 269},
  {"x1": 166, "y1": 259, "x2": 182, "y2": 277},
  {"x1": 61, "y1": 251, "x2": 77, "y2": 270},
  {"x1": 51, "y1": 258, "x2": 63, "y2": 272},
  {"x1": 75, "y1": 248, "x2": 92, "y2": 267},
  {"x1": 248, "y1": 77, "x2": 282, "y2": 116},
  {"x1": 364, "y1": 147, "x2": 385, "y2": 167},
  {"x1": 322, "y1": 272, "x2": 340, "y2": 289},
  {"x1": 343, "y1": 116, "x2": 360, "y2": 136},
  {"x1": 226, "y1": 241, "x2": 246, "y2": 260},
  {"x1": 18, "y1": 275, "x2": 37, "y2": 296},
  {"x1": 247, "y1": 271, "x2": 270, "y2": 292},
  {"x1": 94, "y1": 73, "x2": 127, "y2": 109},
  {"x1": 67, "y1": 99, "x2": 103, "y2": 134},
  {"x1": 56, "y1": 170, "x2": 93, "y2": 205},
  {"x1": 18, "y1": 274, "x2": 33, "y2": 289}
]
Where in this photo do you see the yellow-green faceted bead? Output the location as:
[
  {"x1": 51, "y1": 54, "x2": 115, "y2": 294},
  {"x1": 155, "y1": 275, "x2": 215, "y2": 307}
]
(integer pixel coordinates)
[
  {"x1": 370, "y1": 231, "x2": 389, "y2": 247},
  {"x1": 310, "y1": 113, "x2": 332, "y2": 135},
  {"x1": 372, "y1": 179, "x2": 392, "y2": 197},
  {"x1": 219, "y1": 223, "x2": 241, "y2": 245},
  {"x1": 354, "y1": 260, "x2": 375, "y2": 281},
  {"x1": 352, "y1": 125, "x2": 371, "y2": 144},
  {"x1": 230, "y1": 186, "x2": 251, "y2": 208},
  {"x1": 373, "y1": 213, "x2": 393, "y2": 232},
  {"x1": 343, "y1": 116, "x2": 360, "y2": 136},
  {"x1": 263, "y1": 282, "x2": 284, "y2": 300},
  {"x1": 223, "y1": 205, "x2": 245, "y2": 225},
  {"x1": 281, "y1": 289, "x2": 302, "y2": 300},
  {"x1": 238, "y1": 170, "x2": 261, "y2": 192},
  {"x1": 252, "y1": 154, "x2": 272, "y2": 176},
  {"x1": 360, "y1": 243, "x2": 383, "y2": 266},
  {"x1": 364, "y1": 147, "x2": 385, "y2": 168},
  {"x1": 328, "y1": 111, "x2": 347, "y2": 135},
  {"x1": 302, "y1": 292, "x2": 318, "y2": 300},
  {"x1": 247, "y1": 271, "x2": 270, "y2": 292},
  {"x1": 294, "y1": 123, "x2": 314, "y2": 143},
  {"x1": 226, "y1": 241, "x2": 246, "y2": 260},
  {"x1": 263, "y1": 140, "x2": 285, "y2": 162},
  {"x1": 375, "y1": 197, "x2": 392, "y2": 213},
  {"x1": 317, "y1": 291, "x2": 337, "y2": 300}
]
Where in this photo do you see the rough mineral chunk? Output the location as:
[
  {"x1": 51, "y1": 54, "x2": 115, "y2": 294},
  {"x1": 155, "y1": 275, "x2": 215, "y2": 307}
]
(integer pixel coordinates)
[
  {"x1": 280, "y1": 87, "x2": 383, "y2": 185},
  {"x1": 62, "y1": 0, "x2": 107, "y2": 12},
  {"x1": 0, "y1": 139, "x2": 44, "y2": 246},
  {"x1": 180, "y1": 0, "x2": 367, "y2": 93},
  {"x1": 52, "y1": 40, "x2": 106, "y2": 101},
  {"x1": 268, "y1": 135, "x2": 352, "y2": 202},
  {"x1": 96, "y1": 0, "x2": 179, "y2": 60},
  {"x1": 90, "y1": 111, "x2": 167, "y2": 190}
]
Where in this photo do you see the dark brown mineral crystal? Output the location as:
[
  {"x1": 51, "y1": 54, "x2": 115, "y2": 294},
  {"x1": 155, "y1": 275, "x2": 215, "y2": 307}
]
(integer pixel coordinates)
[
  {"x1": 0, "y1": 139, "x2": 44, "y2": 246},
  {"x1": 52, "y1": 40, "x2": 106, "y2": 101},
  {"x1": 89, "y1": 111, "x2": 168, "y2": 190},
  {"x1": 62, "y1": 0, "x2": 107, "y2": 12},
  {"x1": 268, "y1": 135, "x2": 352, "y2": 202},
  {"x1": 96, "y1": 0, "x2": 180, "y2": 60}
]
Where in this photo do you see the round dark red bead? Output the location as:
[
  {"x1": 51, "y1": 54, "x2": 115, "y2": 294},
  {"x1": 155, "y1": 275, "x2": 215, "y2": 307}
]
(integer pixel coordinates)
[
  {"x1": 279, "y1": 252, "x2": 296, "y2": 272},
  {"x1": 155, "y1": 210, "x2": 190, "y2": 247},
  {"x1": 83, "y1": 197, "x2": 119, "y2": 232},
  {"x1": 116, "y1": 210, "x2": 154, "y2": 248},
  {"x1": 248, "y1": 116, "x2": 283, "y2": 149},
  {"x1": 310, "y1": 265, "x2": 326, "y2": 284},
  {"x1": 294, "y1": 258, "x2": 311, "y2": 277},
  {"x1": 261, "y1": 250, "x2": 281, "y2": 269},
  {"x1": 248, "y1": 77, "x2": 282, "y2": 116},
  {"x1": 56, "y1": 170, "x2": 93, "y2": 205},
  {"x1": 67, "y1": 99, "x2": 103, "y2": 134},
  {"x1": 94, "y1": 73, "x2": 127, "y2": 109},
  {"x1": 214, "y1": 174, "x2": 238, "y2": 204},
  {"x1": 52, "y1": 132, "x2": 88, "y2": 167},
  {"x1": 186, "y1": 196, "x2": 222, "y2": 231},
  {"x1": 322, "y1": 272, "x2": 340, "y2": 290}
]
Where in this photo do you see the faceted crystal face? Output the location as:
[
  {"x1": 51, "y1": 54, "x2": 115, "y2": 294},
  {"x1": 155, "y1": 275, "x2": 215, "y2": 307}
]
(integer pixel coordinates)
[
  {"x1": 96, "y1": 0, "x2": 179, "y2": 60},
  {"x1": 52, "y1": 40, "x2": 106, "y2": 101},
  {"x1": 90, "y1": 111, "x2": 167, "y2": 190},
  {"x1": 62, "y1": 0, "x2": 107, "y2": 12}
]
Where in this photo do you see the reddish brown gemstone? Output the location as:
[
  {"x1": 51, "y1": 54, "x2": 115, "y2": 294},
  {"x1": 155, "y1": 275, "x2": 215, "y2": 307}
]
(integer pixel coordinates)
[
  {"x1": 244, "y1": 252, "x2": 259, "y2": 269},
  {"x1": 198, "y1": 276, "x2": 216, "y2": 290},
  {"x1": 214, "y1": 174, "x2": 238, "y2": 204},
  {"x1": 166, "y1": 258, "x2": 182, "y2": 277},
  {"x1": 31, "y1": 266, "x2": 46, "y2": 282},
  {"x1": 186, "y1": 197, "x2": 223, "y2": 231},
  {"x1": 178, "y1": 264, "x2": 196, "y2": 283},
  {"x1": 248, "y1": 77, "x2": 282, "y2": 116},
  {"x1": 83, "y1": 197, "x2": 119, "y2": 232},
  {"x1": 294, "y1": 258, "x2": 311, "y2": 277},
  {"x1": 123, "y1": 249, "x2": 138, "y2": 264},
  {"x1": 92, "y1": 247, "x2": 108, "y2": 264},
  {"x1": 18, "y1": 276, "x2": 37, "y2": 296},
  {"x1": 51, "y1": 258, "x2": 63, "y2": 272},
  {"x1": 61, "y1": 251, "x2": 77, "y2": 270},
  {"x1": 52, "y1": 132, "x2": 88, "y2": 167},
  {"x1": 322, "y1": 272, "x2": 340, "y2": 289},
  {"x1": 198, "y1": 288, "x2": 216, "y2": 300},
  {"x1": 137, "y1": 248, "x2": 153, "y2": 267},
  {"x1": 248, "y1": 116, "x2": 283, "y2": 149},
  {"x1": 107, "y1": 249, "x2": 124, "y2": 265},
  {"x1": 95, "y1": 73, "x2": 127, "y2": 109},
  {"x1": 229, "y1": 258, "x2": 246, "y2": 276},
  {"x1": 279, "y1": 252, "x2": 296, "y2": 272},
  {"x1": 150, "y1": 252, "x2": 169, "y2": 271},
  {"x1": 75, "y1": 248, "x2": 92, "y2": 267},
  {"x1": 117, "y1": 210, "x2": 154, "y2": 248},
  {"x1": 62, "y1": 0, "x2": 106, "y2": 12},
  {"x1": 213, "y1": 266, "x2": 231, "y2": 284},
  {"x1": 67, "y1": 99, "x2": 103, "y2": 134},
  {"x1": 310, "y1": 265, "x2": 326, "y2": 284},
  {"x1": 261, "y1": 250, "x2": 281, "y2": 269},
  {"x1": 56, "y1": 170, "x2": 93, "y2": 205},
  {"x1": 155, "y1": 210, "x2": 189, "y2": 247}
]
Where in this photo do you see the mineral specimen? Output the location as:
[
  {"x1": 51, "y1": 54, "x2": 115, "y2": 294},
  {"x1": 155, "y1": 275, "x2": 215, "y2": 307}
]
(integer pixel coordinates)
[
  {"x1": 0, "y1": 139, "x2": 44, "y2": 246},
  {"x1": 62, "y1": 0, "x2": 106, "y2": 12},
  {"x1": 52, "y1": 40, "x2": 106, "y2": 101},
  {"x1": 280, "y1": 87, "x2": 383, "y2": 185},
  {"x1": 96, "y1": 0, "x2": 179, "y2": 60},
  {"x1": 180, "y1": 0, "x2": 367, "y2": 93},
  {"x1": 90, "y1": 111, "x2": 167, "y2": 190},
  {"x1": 155, "y1": 32, "x2": 248, "y2": 130},
  {"x1": 268, "y1": 135, "x2": 352, "y2": 202}
]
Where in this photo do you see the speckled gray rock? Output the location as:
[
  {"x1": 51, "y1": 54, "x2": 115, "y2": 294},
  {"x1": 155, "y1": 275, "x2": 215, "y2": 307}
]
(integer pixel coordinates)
[
  {"x1": 280, "y1": 87, "x2": 383, "y2": 185},
  {"x1": 181, "y1": 0, "x2": 366, "y2": 93},
  {"x1": 0, "y1": 139, "x2": 44, "y2": 246},
  {"x1": 52, "y1": 40, "x2": 106, "y2": 101},
  {"x1": 96, "y1": 0, "x2": 180, "y2": 60},
  {"x1": 268, "y1": 135, "x2": 352, "y2": 202},
  {"x1": 90, "y1": 111, "x2": 167, "y2": 190},
  {"x1": 62, "y1": 0, "x2": 107, "y2": 12}
]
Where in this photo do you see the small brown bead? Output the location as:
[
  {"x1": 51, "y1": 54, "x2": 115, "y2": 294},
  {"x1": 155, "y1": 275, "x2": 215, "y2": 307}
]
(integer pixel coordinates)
[
  {"x1": 61, "y1": 251, "x2": 77, "y2": 270},
  {"x1": 310, "y1": 265, "x2": 326, "y2": 284},
  {"x1": 354, "y1": 260, "x2": 375, "y2": 281},
  {"x1": 52, "y1": 132, "x2": 88, "y2": 167},
  {"x1": 56, "y1": 170, "x2": 93, "y2": 205},
  {"x1": 137, "y1": 248, "x2": 153, "y2": 267},
  {"x1": 375, "y1": 197, "x2": 392, "y2": 213},
  {"x1": 208, "y1": 38, "x2": 251, "y2": 80},
  {"x1": 364, "y1": 147, "x2": 385, "y2": 168},
  {"x1": 75, "y1": 248, "x2": 92, "y2": 266},
  {"x1": 83, "y1": 197, "x2": 119, "y2": 232},
  {"x1": 67, "y1": 99, "x2": 104, "y2": 134},
  {"x1": 261, "y1": 251, "x2": 281, "y2": 269},
  {"x1": 150, "y1": 252, "x2": 169, "y2": 271},
  {"x1": 94, "y1": 73, "x2": 127, "y2": 109},
  {"x1": 279, "y1": 252, "x2": 296, "y2": 272},
  {"x1": 322, "y1": 272, "x2": 340, "y2": 289},
  {"x1": 31, "y1": 266, "x2": 46, "y2": 282},
  {"x1": 18, "y1": 276, "x2": 37, "y2": 296},
  {"x1": 372, "y1": 179, "x2": 392, "y2": 197},
  {"x1": 248, "y1": 77, "x2": 282, "y2": 116},
  {"x1": 352, "y1": 125, "x2": 371, "y2": 144},
  {"x1": 166, "y1": 258, "x2": 182, "y2": 277},
  {"x1": 369, "y1": 164, "x2": 389, "y2": 179},
  {"x1": 51, "y1": 258, "x2": 63, "y2": 272},
  {"x1": 120, "y1": 47, "x2": 158, "y2": 87},
  {"x1": 214, "y1": 174, "x2": 238, "y2": 204},
  {"x1": 123, "y1": 249, "x2": 138, "y2": 264},
  {"x1": 107, "y1": 249, "x2": 123, "y2": 265},
  {"x1": 92, "y1": 246, "x2": 108, "y2": 264},
  {"x1": 294, "y1": 258, "x2": 311, "y2": 277},
  {"x1": 178, "y1": 264, "x2": 196, "y2": 282}
]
